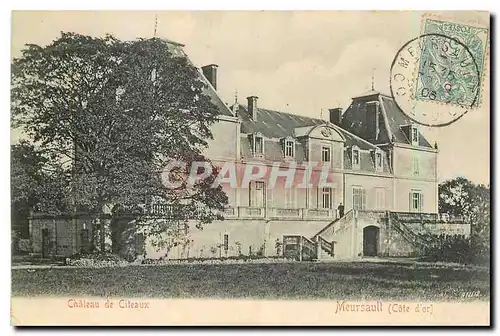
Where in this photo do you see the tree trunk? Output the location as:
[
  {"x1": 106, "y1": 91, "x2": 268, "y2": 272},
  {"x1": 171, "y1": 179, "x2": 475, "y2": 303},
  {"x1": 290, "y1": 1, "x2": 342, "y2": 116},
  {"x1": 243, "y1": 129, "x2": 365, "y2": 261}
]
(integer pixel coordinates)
[{"x1": 99, "y1": 218, "x2": 106, "y2": 253}]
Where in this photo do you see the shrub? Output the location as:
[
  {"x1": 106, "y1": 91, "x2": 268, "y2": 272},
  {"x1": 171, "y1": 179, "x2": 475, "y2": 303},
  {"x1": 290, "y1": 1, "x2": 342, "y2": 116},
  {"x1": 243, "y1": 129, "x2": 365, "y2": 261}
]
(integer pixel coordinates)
[
  {"x1": 68, "y1": 252, "x2": 129, "y2": 267},
  {"x1": 416, "y1": 234, "x2": 471, "y2": 264}
]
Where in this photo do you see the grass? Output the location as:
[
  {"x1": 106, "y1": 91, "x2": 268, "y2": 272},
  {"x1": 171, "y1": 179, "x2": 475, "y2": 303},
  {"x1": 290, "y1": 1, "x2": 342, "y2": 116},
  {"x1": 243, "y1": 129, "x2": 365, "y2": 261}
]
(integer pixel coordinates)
[{"x1": 11, "y1": 261, "x2": 490, "y2": 301}]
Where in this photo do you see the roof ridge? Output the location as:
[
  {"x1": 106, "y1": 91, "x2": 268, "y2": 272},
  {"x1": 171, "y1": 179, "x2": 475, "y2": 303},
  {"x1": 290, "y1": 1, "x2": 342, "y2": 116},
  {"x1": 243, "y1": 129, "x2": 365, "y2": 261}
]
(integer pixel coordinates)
[
  {"x1": 198, "y1": 69, "x2": 235, "y2": 117},
  {"x1": 159, "y1": 37, "x2": 185, "y2": 47},
  {"x1": 330, "y1": 123, "x2": 381, "y2": 151},
  {"x1": 377, "y1": 95, "x2": 395, "y2": 142},
  {"x1": 352, "y1": 90, "x2": 394, "y2": 100},
  {"x1": 238, "y1": 103, "x2": 324, "y2": 123}
]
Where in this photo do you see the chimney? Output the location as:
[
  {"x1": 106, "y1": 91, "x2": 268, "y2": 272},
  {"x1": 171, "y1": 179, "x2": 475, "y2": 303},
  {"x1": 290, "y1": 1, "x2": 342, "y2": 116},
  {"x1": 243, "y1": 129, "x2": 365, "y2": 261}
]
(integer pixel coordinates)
[
  {"x1": 329, "y1": 108, "x2": 343, "y2": 125},
  {"x1": 201, "y1": 64, "x2": 218, "y2": 90},
  {"x1": 247, "y1": 96, "x2": 258, "y2": 120}
]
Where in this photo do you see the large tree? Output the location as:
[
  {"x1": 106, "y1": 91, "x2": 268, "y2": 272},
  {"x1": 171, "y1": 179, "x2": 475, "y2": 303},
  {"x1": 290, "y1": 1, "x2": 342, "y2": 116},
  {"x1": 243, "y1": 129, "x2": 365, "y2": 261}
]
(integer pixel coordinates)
[
  {"x1": 11, "y1": 32, "x2": 228, "y2": 252},
  {"x1": 438, "y1": 177, "x2": 490, "y2": 263}
]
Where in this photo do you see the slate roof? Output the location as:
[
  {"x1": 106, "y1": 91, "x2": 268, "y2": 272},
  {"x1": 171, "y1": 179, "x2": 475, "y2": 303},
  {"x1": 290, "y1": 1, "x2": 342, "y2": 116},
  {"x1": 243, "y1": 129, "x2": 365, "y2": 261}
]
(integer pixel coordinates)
[
  {"x1": 340, "y1": 90, "x2": 433, "y2": 148},
  {"x1": 164, "y1": 39, "x2": 234, "y2": 117},
  {"x1": 235, "y1": 104, "x2": 324, "y2": 138},
  {"x1": 240, "y1": 136, "x2": 308, "y2": 164},
  {"x1": 380, "y1": 96, "x2": 432, "y2": 147},
  {"x1": 235, "y1": 104, "x2": 392, "y2": 173}
]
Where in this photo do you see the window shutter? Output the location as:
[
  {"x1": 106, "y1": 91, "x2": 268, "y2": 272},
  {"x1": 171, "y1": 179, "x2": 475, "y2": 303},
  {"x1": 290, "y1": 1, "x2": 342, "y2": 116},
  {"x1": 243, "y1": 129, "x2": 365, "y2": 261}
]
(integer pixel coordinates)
[
  {"x1": 267, "y1": 187, "x2": 274, "y2": 208},
  {"x1": 249, "y1": 182, "x2": 253, "y2": 207},
  {"x1": 409, "y1": 192, "x2": 412, "y2": 212},
  {"x1": 362, "y1": 189, "x2": 366, "y2": 210},
  {"x1": 316, "y1": 186, "x2": 319, "y2": 209},
  {"x1": 332, "y1": 188, "x2": 336, "y2": 209},
  {"x1": 420, "y1": 193, "x2": 424, "y2": 212}
]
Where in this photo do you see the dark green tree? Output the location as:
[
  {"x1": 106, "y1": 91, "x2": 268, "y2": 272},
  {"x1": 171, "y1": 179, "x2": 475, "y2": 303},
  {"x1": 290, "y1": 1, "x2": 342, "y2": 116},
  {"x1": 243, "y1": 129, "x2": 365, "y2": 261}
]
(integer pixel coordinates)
[
  {"x1": 11, "y1": 32, "x2": 228, "y2": 253},
  {"x1": 11, "y1": 141, "x2": 68, "y2": 252},
  {"x1": 438, "y1": 177, "x2": 490, "y2": 263}
]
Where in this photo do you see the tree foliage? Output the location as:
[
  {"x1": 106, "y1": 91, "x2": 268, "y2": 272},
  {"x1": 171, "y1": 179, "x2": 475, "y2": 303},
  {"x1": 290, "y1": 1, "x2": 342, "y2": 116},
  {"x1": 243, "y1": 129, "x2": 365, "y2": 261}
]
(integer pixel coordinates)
[
  {"x1": 11, "y1": 32, "x2": 228, "y2": 248},
  {"x1": 438, "y1": 177, "x2": 490, "y2": 263}
]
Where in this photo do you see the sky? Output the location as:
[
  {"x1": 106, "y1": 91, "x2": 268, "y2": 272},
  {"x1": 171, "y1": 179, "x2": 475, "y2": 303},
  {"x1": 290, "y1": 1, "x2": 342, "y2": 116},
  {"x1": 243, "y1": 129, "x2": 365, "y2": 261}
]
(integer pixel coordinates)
[{"x1": 10, "y1": 10, "x2": 490, "y2": 184}]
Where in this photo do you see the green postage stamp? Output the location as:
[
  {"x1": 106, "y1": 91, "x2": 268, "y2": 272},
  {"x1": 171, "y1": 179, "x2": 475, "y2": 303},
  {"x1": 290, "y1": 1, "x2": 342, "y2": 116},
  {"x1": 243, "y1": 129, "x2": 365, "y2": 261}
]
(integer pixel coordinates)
[{"x1": 415, "y1": 18, "x2": 489, "y2": 107}]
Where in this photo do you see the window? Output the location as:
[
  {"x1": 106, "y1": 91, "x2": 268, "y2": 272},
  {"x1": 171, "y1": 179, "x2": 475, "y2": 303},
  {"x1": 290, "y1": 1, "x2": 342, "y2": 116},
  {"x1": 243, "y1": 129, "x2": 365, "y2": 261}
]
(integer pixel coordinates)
[
  {"x1": 285, "y1": 140, "x2": 295, "y2": 157},
  {"x1": 352, "y1": 146, "x2": 360, "y2": 167},
  {"x1": 321, "y1": 187, "x2": 334, "y2": 209},
  {"x1": 352, "y1": 187, "x2": 366, "y2": 210},
  {"x1": 284, "y1": 188, "x2": 296, "y2": 208},
  {"x1": 254, "y1": 136, "x2": 264, "y2": 155},
  {"x1": 412, "y1": 157, "x2": 420, "y2": 176},
  {"x1": 251, "y1": 133, "x2": 264, "y2": 156},
  {"x1": 410, "y1": 191, "x2": 424, "y2": 212},
  {"x1": 267, "y1": 187, "x2": 274, "y2": 208},
  {"x1": 375, "y1": 188, "x2": 386, "y2": 210},
  {"x1": 223, "y1": 234, "x2": 229, "y2": 251},
  {"x1": 411, "y1": 127, "x2": 419, "y2": 145},
  {"x1": 321, "y1": 146, "x2": 331, "y2": 162},
  {"x1": 375, "y1": 151, "x2": 383, "y2": 170},
  {"x1": 250, "y1": 181, "x2": 266, "y2": 207}
]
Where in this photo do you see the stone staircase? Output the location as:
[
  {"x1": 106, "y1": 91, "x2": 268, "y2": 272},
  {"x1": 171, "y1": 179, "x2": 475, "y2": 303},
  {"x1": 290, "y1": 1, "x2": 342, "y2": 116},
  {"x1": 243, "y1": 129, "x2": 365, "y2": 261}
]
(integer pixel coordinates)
[{"x1": 283, "y1": 210, "x2": 353, "y2": 261}]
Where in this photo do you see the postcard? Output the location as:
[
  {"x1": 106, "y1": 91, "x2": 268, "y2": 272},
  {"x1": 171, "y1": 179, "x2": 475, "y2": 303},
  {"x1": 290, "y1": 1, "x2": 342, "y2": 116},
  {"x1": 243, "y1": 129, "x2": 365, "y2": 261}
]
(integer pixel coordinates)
[{"x1": 10, "y1": 10, "x2": 490, "y2": 326}]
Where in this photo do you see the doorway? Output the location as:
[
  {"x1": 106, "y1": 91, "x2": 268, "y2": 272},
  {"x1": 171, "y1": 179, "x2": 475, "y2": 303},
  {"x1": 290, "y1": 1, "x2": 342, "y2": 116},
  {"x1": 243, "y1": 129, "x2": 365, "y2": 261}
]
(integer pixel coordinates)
[
  {"x1": 80, "y1": 229, "x2": 90, "y2": 253},
  {"x1": 363, "y1": 226, "x2": 379, "y2": 257},
  {"x1": 41, "y1": 228, "x2": 50, "y2": 258}
]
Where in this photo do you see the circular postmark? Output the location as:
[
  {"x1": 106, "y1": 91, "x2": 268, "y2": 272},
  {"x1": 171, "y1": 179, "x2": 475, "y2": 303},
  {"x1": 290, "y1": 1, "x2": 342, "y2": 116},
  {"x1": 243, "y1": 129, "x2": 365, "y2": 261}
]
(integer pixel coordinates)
[{"x1": 390, "y1": 33, "x2": 481, "y2": 127}]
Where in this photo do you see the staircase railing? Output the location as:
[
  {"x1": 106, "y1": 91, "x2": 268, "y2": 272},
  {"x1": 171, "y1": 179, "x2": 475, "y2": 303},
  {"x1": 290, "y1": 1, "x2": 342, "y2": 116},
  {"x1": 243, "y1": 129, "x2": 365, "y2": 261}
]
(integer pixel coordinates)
[
  {"x1": 389, "y1": 213, "x2": 438, "y2": 248},
  {"x1": 318, "y1": 235, "x2": 334, "y2": 257},
  {"x1": 312, "y1": 209, "x2": 353, "y2": 241},
  {"x1": 301, "y1": 236, "x2": 317, "y2": 261},
  {"x1": 282, "y1": 235, "x2": 318, "y2": 261}
]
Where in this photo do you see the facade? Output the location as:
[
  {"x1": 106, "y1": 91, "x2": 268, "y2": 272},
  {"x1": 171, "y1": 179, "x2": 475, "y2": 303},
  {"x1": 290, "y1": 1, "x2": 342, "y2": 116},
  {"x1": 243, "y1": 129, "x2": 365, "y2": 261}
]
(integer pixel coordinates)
[
  {"x1": 143, "y1": 40, "x2": 469, "y2": 260},
  {"x1": 27, "y1": 39, "x2": 470, "y2": 260}
]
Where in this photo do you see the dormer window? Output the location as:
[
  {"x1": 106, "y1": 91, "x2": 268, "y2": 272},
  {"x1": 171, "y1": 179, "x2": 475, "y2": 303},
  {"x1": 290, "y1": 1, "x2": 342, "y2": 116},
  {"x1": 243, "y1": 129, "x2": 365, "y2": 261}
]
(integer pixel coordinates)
[
  {"x1": 282, "y1": 136, "x2": 295, "y2": 158},
  {"x1": 255, "y1": 137, "x2": 263, "y2": 154},
  {"x1": 401, "y1": 124, "x2": 420, "y2": 146},
  {"x1": 411, "y1": 126, "x2": 419, "y2": 146},
  {"x1": 352, "y1": 146, "x2": 360, "y2": 168},
  {"x1": 250, "y1": 133, "x2": 264, "y2": 156},
  {"x1": 375, "y1": 151, "x2": 383, "y2": 171}
]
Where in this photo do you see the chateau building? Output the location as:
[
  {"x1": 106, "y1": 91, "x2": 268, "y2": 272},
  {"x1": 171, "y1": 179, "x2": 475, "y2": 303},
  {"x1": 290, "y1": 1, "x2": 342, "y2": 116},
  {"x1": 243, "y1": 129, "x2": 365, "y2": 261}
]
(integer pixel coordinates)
[{"x1": 28, "y1": 39, "x2": 469, "y2": 260}]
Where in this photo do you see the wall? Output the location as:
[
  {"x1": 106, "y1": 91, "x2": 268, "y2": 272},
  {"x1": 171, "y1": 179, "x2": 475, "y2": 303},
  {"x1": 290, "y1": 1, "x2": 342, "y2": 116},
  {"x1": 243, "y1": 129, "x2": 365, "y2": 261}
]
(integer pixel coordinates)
[
  {"x1": 318, "y1": 210, "x2": 471, "y2": 260},
  {"x1": 30, "y1": 216, "x2": 97, "y2": 257},
  {"x1": 394, "y1": 145, "x2": 437, "y2": 180},
  {"x1": 203, "y1": 118, "x2": 239, "y2": 161},
  {"x1": 145, "y1": 218, "x2": 331, "y2": 259},
  {"x1": 394, "y1": 179, "x2": 438, "y2": 213},
  {"x1": 344, "y1": 173, "x2": 394, "y2": 211},
  {"x1": 393, "y1": 145, "x2": 438, "y2": 213}
]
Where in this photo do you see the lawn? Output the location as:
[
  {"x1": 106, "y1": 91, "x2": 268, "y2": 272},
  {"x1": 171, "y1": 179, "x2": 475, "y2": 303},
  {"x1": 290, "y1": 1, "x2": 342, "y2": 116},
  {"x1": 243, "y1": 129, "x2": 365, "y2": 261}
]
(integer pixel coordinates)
[{"x1": 11, "y1": 261, "x2": 490, "y2": 301}]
